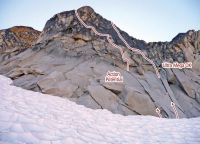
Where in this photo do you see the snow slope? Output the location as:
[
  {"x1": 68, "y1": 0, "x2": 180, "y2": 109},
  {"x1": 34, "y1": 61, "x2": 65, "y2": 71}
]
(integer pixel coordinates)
[{"x1": 0, "y1": 75, "x2": 199, "y2": 144}]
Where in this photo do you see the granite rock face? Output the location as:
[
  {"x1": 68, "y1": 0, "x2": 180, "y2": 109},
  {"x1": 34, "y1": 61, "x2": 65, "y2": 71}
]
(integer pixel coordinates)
[
  {"x1": 0, "y1": 6, "x2": 199, "y2": 118},
  {"x1": 0, "y1": 26, "x2": 40, "y2": 59}
]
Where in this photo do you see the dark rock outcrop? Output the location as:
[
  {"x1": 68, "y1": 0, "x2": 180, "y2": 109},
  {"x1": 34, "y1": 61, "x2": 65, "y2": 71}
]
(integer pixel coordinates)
[
  {"x1": 0, "y1": 26, "x2": 40, "y2": 52},
  {"x1": 0, "y1": 26, "x2": 41, "y2": 61}
]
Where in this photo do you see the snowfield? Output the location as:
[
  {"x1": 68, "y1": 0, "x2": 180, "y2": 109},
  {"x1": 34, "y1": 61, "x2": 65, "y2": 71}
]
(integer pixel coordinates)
[{"x1": 0, "y1": 75, "x2": 200, "y2": 144}]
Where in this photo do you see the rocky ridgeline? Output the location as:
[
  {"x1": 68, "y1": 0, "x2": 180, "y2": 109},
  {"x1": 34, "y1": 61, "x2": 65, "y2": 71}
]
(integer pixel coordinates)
[
  {"x1": 0, "y1": 26, "x2": 40, "y2": 52},
  {"x1": 0, "y1": 26, "x2": 40, "y2": 61},
  {"x1": 0, "y1": 6, "x2": 199, "y2": 118},
  {"x1": 147, "y1": 30, "x2": 200, "y2": 70}
]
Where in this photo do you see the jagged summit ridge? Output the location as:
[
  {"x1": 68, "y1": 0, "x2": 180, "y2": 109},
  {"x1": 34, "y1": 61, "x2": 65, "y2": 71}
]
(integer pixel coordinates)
[
  {"x1": 78, "y1": 5, "x2": 95, "y2": 14},
  {"x1": 37, "y1": 6, "x2": 147, "y2": 49},
  {"x1": 37, "y1": 6, "x2": 200, "y2": 65}
]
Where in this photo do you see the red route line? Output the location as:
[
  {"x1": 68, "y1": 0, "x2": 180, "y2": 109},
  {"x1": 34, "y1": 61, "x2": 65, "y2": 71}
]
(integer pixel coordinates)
[
  {"x1": 75, "y1": 10, "x2": 181, "y2": 118},
  {"x1": 75, "y1": 10, "x2": 160, "y2": 78},
  {"x1": 74, "y1": 10, "x2": 127, "y2": 63},
  {"x1": 156, "y1": 102, "x2": 180, "y2": 119},
  {"x1": 156, "y1": 108, "x2": 162, "y2": 118},
  {"x1": 75, "y1": 10, "x2": 135, "y2": 71},
  {"x1": 171, "y1": 102, "x2": 179, "y2": 119},
  {"x1": 111, "y1": 23, "x2": 160, "y2": 78}
]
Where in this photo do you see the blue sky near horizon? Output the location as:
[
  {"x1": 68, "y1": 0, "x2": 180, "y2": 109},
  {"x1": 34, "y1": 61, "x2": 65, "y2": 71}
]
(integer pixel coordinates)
[{"x1": 0, "y1": 0, "x2": 199, "y2": 42}]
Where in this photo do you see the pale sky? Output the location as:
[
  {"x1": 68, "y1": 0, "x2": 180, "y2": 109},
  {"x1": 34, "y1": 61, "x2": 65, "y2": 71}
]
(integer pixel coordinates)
[{"x1": 0, "y1": 0, "x2": 199, "y2": 42}]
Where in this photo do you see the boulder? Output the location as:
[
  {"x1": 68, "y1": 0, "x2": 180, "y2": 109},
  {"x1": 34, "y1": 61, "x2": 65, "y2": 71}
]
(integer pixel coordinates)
[
  {"x1": 100, "y1": 78, "x2": 124, "y2": 94},
  {"x1": 76, "y1": 94, "x2": 101, "y2": 109},
  {"x1": 87, "y1": 81, "x2": 137, "y2": 115},
  {"x1": 88, "y1": 83, "x2": 120, "y2": 113},
  {"x1": 121, "y1": 86, "x2": 157, "y2": 116},
  {"x1": 170, "y1": 84, "x2": 200, "y2": 117},
  {"x1": 173, "y1": 69, "x2": 196, "y2": 99},
  {"x1": 43, "y1": 80, "x2": 78, "y2": 97},
  {"x1": 37, "y1": 71, "x2": 78, "y2": 97}
]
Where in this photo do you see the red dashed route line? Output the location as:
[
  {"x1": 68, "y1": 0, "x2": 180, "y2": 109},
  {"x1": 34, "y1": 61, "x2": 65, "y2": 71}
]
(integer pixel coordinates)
[
  {"x1": 75, "y1": 10, "x2": 181, "y2": 118},
  {"x1": 156, "y1": 102, "x2": 179, "y2": 119},
  {"x1": 74, "y1": 11, "x2": 127, "y2": 65},
  {"x1": 156, "y1": 108, "x2": 162, "y2": 118},
  {"x1": 75, "y1": 10, "x2": 160, "y2": 79},
  {"x1": 111, "y1": 23, "x2": 160, "y2": 79},
  {"x1": 171, "y1": 102, "x2": 179, "y2": 119}
]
